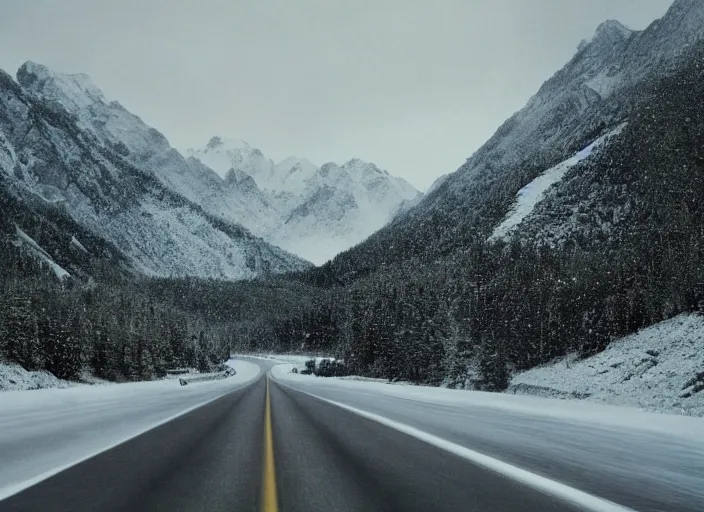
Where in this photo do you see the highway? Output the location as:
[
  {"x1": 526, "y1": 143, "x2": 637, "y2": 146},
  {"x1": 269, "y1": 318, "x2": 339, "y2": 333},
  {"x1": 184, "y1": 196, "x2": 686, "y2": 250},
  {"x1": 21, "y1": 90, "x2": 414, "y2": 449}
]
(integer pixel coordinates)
[{"x1": 1, "y1": 359, "x2": 702, "y2": 511}]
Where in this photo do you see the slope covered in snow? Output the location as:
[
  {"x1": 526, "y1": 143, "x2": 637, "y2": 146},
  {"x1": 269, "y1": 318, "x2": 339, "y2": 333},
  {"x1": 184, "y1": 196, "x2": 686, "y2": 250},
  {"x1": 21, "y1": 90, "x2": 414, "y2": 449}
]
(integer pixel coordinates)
[
  {"x1": 0, "y1": 131, "x2": 17, "y2": 176},
  {"x1": 490, "y1": 123, "x2": 627, "y2": 241},
  {"x1": 509, "y1": 314, "x2": 704, "y2": 417},
  {"x1": 318, "y1": 0, "x2": 704, "y2": 277},
  {"x1": 13, "y1": 225, "x2": 70, "y2": 280}
]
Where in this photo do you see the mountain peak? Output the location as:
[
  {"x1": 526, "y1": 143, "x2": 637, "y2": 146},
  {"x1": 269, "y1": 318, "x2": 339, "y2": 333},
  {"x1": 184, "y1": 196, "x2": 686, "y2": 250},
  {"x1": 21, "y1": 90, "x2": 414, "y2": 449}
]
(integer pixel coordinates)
[
  {"x1": 199, "y1": 136, "x2": 250, "y2": 153},
  {"x1": 344, "y1": 158, "x2": 371, "y2": 169},
  {"x1": 592, "y1": 20, "x2": 633, "y2": 44},
  {"x1": 277, "y1": 156, "x2": 316, "y2": 170},
  {"x1": 574, "y1": 19, "x2": 633, "y2": 58},
  {"x1": 187, "y1": 137, "x2": 270, "y2": 181},
  {"x1": 206, "y1": 136, "x2": 224, "y2": 149},
  {"x1": 17, "y1": 60, "x2": 48, "y2": 79},
  {"x1": 17, "y1": 61, "x2": 107, "y2": 110},
  {"x1": 662, "y1": 0, "x2": 704, "y2": 28}
]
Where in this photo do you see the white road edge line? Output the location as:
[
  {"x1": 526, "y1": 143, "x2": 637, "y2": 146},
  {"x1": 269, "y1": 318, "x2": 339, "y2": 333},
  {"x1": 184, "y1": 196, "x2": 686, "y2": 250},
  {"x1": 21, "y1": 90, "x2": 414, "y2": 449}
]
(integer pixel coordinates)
[
  {"x1": 0, "y1": 370, "x2": 262, "y2": 502},
  {"x1": 275, "y1": 379, "x2": 636, "y2": 512}
]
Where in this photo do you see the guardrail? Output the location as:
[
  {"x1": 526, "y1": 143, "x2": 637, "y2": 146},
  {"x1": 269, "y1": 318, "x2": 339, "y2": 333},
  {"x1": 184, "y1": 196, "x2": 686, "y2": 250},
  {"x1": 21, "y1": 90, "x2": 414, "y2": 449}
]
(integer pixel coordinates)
[
  {"x1": 166, "y1": 368, "x2": 191, "y2": 376},
  {"x1": 178, "y1": 370, "x2": 235, "y2": 386}
]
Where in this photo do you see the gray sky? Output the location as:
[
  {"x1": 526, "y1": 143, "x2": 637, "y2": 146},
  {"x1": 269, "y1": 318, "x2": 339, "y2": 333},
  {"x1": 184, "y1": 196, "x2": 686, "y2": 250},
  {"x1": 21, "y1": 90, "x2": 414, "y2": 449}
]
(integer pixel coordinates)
[{"x1": 0, "y1": 0, "x2": 674, "y2": 190}]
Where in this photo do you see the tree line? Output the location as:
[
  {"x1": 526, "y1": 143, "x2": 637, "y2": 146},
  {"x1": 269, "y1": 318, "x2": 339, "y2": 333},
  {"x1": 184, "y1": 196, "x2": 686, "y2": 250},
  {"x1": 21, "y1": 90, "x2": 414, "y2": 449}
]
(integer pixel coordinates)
[{"x1": 0, "y1": 237, "x2": 315, "y2": 382}]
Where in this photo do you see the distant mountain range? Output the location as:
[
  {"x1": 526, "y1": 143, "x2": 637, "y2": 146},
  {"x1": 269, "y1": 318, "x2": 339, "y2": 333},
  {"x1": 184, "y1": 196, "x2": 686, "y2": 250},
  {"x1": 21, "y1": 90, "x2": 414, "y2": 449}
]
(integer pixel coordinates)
[
  {"x1": 0, "y1": 59, "x2": 420, "y2": 278},
  {"x1": 0, "y1": 62, "x2": 308, "y2": 280},
  {"x1": 187, "y1": 137, "x2": 420, "y2": 264}
]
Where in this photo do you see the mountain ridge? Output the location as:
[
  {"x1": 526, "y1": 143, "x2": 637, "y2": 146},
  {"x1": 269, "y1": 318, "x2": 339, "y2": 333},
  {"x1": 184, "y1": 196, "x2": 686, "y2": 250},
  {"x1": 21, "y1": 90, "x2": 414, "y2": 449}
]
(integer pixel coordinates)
[
  {"x1": 187, "y1": 136, "x2": 421, "y2": 264},
  {"x1": 307, "y1": 0, "x2": 704, "y2": 280},
  {"x1": 7, "y1": 60, "x2": 422, "y2": 267}
]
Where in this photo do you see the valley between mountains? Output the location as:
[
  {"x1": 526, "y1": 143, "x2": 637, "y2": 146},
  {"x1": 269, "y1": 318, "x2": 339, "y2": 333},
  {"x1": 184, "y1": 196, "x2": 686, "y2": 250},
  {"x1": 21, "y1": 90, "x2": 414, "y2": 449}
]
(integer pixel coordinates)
[{"x1": 1, "y1": 0, "x2": 703, "y2": 415}]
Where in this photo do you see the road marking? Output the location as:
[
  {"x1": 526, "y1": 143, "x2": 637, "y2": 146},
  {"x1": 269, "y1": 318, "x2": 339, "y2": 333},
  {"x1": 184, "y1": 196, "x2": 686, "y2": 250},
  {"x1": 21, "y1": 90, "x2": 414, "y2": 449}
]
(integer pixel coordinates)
[
  {"x1": 261, "y1": 377, "x2": 279, "y2": 512},
  {"x1": 279, "y1": 382, "x2": 636, "y2": 512}
]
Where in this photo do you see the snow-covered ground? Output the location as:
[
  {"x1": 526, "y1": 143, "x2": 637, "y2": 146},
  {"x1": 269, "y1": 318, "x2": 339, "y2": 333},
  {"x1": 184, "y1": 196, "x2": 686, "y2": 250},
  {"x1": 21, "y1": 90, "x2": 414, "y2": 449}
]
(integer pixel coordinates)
[
  {"x1": 510, "y1": 313, "x2": 704, "y2": 416},
  {"x1": 239, "y1": 353, "x2": 318, "y2": 366},
  {"x1": 490, "y1": 123, "x2": 626, "y2": 241},
  {"x1": 0, "y1": 360, "x2": 233, "y2": 393},
  {"x1": 256, "y1": 311, "x2": 704, "y2": 420},
  {"x1": 0, "y1": 359, "x2": 260, "y2": 500},
  {"x1": 0, "y1": 362, "x2": 78, "y2": 392}
]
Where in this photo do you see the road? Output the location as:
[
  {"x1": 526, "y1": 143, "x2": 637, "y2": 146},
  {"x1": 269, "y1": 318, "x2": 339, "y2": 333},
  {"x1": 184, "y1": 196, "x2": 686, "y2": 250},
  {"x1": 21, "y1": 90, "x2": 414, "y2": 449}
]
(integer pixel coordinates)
[{"x1": 1, "y1": 358, "x2": 702, "y2": 512}]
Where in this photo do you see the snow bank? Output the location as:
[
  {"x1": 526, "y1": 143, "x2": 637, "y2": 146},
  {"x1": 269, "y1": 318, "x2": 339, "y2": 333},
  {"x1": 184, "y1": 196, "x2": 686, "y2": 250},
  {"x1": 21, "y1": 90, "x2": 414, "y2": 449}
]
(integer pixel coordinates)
[
  {"x1": 510, "y1": 314, "x2": 704, "y2": 416},
  {"x1": 0, "y1": 359, "x2": 260, "y2": 500},
  {"x1": 0, "y1": 362, "x2": 76, "y2": 392},
  {"x1": 490, "y1": 124, "x2": 626, "y2": 241}
]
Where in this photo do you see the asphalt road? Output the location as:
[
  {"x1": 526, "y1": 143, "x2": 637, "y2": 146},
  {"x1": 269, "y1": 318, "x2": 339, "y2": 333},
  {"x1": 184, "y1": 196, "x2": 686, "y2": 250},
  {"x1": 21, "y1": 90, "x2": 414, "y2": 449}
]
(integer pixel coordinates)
[
  {"x1": 278, "y1": 373, "x2": 704, "y2": 512},
  {"x1": 2, "y1": 361, "x2": 701, "y2": 512}
]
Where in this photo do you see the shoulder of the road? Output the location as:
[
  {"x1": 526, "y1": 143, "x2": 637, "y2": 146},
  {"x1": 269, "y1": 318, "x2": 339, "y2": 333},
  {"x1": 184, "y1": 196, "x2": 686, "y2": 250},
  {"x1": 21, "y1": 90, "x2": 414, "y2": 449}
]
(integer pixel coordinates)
[{"x1": 269, "y1": 374, "x2": 636, "y2": 512}]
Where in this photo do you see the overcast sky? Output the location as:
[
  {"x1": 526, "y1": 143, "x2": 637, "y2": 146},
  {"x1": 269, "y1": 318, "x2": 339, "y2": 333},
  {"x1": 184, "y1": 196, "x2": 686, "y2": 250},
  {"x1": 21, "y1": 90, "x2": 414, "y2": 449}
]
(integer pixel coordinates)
[{"x1": 0, "y1": 0, "x2": 674, "y2": 190}]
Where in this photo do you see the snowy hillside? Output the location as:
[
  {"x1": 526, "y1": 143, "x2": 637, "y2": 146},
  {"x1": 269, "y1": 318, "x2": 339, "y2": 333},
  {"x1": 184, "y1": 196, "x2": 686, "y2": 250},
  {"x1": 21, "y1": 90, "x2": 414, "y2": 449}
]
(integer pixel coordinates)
[
  {"x1": 447, "y1": 0, "x2": 704, "y2": 209},
  {"x1": 188, "y1": 139, "x2": 421, "y2": 265},
  {"x1": 1, "y1": 63, "x2": 309, "y2": 279},
  {"x1": 510, "y1": 314, "x2": 704, "y2": 417}
]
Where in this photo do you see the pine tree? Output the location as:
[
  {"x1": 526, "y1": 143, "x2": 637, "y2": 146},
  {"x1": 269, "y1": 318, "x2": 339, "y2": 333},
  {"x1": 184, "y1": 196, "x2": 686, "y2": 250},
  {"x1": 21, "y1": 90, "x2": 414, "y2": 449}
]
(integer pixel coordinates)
[
  {"x1": 3, "y1": 296, "x2": 41, "y2": 370},
  {"x1": 91, "y1": 324, "x2": 110, "y2": 379}
]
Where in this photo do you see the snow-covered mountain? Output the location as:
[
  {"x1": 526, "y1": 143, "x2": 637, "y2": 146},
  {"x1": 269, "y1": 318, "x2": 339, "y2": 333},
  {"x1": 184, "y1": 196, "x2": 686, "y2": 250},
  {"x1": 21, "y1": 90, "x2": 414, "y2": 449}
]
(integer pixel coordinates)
[
  {"x1": 187, "y1": 138, "x2": 421, "y2": 265},
  {"x1": 0, "y1": 63, "x2": 310, "y2": 280},
  {"x1": 319, "y1": 0, "x2": 704, "y2": 276},
  {"x1": 7, "y1": 61, "x2": 422, "y2": 268},
  {"x1": 188, "y1": 137, "x2": 320, "y2": 195},
  {"x1": 430, "y1": 0, "x2": 704, "y2": 225}
]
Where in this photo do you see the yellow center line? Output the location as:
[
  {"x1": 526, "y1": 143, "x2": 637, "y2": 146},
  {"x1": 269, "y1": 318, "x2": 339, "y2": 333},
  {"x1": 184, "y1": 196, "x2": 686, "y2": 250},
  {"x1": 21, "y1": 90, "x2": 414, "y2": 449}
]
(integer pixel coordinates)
[{"x1": 261, "y1": 377, "x2": 279, "y2": 512}]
